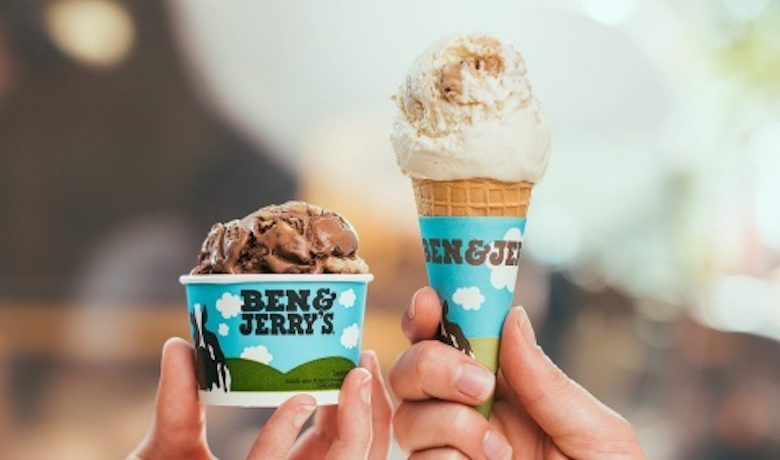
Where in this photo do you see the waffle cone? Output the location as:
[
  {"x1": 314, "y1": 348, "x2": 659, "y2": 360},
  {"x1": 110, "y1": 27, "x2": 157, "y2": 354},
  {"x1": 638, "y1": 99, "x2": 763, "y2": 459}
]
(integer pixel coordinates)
[{"x1": 413, "y1": 178, "x2": 533, "y2": 218}]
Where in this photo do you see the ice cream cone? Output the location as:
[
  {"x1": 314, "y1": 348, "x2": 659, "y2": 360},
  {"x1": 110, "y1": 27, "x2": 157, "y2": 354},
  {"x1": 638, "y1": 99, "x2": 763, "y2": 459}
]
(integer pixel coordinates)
[
  {"x1": 413, "y1": 178, "x2": 533, "y2": 218},
  {"x1": 392, "y1": 33, "x2": 550, "y2": 420},
  {"x1": 413, "y1": 178, "x2": 532, "y2": 418}
]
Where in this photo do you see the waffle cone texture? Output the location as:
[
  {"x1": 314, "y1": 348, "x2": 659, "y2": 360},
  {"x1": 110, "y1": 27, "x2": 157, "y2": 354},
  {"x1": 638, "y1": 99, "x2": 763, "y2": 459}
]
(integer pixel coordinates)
[{"x1": 413, "y1": 178, "x2": 533, "y2": 218}]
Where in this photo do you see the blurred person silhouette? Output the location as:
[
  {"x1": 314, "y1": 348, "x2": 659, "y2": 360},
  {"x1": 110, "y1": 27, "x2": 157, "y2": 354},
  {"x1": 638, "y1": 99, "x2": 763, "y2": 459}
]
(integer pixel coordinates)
[
  {"x1": 0, "y1": 335, "x2": 8, "y2": 450},
  {"x1": 676, "y1": 368, "x2": 780, "y2": 459},
  {"x1": 0, "y1": 1, "x2": 295, "y2": 305},
  {"x1": 0, "y1": 2, "x2": 295, "y2": 454}
]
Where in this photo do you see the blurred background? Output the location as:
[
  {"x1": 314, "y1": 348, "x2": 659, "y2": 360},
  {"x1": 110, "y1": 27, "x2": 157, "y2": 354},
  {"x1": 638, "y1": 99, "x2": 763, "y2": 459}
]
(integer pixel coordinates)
[{"x1": 1, "y1": 0, "x2": 780, "y2": 458}]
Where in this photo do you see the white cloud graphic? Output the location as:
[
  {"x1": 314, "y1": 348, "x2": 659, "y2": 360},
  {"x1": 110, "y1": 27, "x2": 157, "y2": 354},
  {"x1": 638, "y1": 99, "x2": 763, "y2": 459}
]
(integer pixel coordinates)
[
  {"x1": 241, "y1": 345, "x2": 273, "y2": 364},
  {"x1": 216, "y1": 292, "x2": 243, "y2": 319},
  {"x1": 218, "y1": 323, "x2": 229, "y2": 336},
  {"x1": 339, "y1": 288, "x2": 357, "y2": 308},
  {"x1": 488, "y1": 227, "x2": 523, "y2": 293},
  {"x1": 452, "y1": 286, "x2": 485, "y2": 311},
  {"x1": 340, "y1": 323, "x2": 361, "y2": 349}
]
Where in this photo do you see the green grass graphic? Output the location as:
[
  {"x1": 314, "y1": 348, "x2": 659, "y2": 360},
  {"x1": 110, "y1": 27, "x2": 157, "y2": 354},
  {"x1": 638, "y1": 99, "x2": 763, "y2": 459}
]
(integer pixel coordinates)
[{"x1": 227, "y1": 356, "x2": 355, "y2": 391}]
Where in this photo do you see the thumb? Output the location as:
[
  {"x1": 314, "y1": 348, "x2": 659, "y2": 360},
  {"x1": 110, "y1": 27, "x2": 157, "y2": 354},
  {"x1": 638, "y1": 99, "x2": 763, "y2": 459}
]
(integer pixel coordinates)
[{"x1": 499, "y1": 307, "x2": 642, "y2": 457}]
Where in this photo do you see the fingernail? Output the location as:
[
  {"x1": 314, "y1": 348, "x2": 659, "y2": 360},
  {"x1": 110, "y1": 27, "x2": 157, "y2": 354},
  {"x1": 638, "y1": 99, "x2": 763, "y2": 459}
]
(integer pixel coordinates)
[
  {"x1": 455, "y1": 362, "x2": 495, "y2": 401},
  {"x1": 358, "y1": 368, "x2": 372, "y2": 405},
  {"x1": 407, "y1": 289, "x2": 420, "y2": 320},
  {"x1": 516, "y1": 306, "x2": 537, "y2": 346},
  {"x1": 483, "y1": 430, "x2": 512, "y2": 460},
  {"x1": 358, "y1": 350, "x2": 375, "y2": 370},
  {"x1": 293, "y1": 404, "x2": 316, "y2": 429}
]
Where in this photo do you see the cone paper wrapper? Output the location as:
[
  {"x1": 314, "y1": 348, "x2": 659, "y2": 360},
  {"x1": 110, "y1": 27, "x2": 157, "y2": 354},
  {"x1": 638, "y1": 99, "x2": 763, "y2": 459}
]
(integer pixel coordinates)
[{"x1": 419, "y1": 216, "x2": 525, "y2": 415}]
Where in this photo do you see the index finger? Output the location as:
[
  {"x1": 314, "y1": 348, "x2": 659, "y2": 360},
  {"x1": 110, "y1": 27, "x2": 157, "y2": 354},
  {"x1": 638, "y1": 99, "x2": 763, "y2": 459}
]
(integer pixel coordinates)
[
  {"x1": 247, "y1": 394, "x2": 317, "y2": 460},
  {"x1": 402, "y1": 287, "x2": 443, "y2": 343},
  {"x1": 327, "y1": 367, "x2": 375, "y2": 458}
]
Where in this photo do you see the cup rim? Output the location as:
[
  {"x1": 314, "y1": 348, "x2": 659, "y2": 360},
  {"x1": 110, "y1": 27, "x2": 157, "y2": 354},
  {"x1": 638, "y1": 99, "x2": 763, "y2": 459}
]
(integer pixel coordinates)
[{"x1": 179, "y1": 273, "x2": 374, "y2": 285}]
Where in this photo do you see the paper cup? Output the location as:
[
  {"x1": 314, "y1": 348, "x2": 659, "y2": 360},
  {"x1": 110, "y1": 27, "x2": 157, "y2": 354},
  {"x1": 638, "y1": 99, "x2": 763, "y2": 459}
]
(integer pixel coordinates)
[
  {"x1": 180, "y1": 273, "x2": 373, "y2": 407},
  {"x1": 419, "y1": 216, "x2": 525, "y2": 416}
]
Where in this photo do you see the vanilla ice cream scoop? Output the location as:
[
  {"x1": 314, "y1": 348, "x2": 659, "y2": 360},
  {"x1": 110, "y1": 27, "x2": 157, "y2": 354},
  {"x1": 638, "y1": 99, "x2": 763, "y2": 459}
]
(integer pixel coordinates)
[{"x1": 391, "y1": 34, "x2": 551, "y2": 183}]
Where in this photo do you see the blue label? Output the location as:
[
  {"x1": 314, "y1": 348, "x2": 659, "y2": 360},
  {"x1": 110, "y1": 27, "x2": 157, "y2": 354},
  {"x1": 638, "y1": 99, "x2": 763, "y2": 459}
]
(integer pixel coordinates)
[
  {"x1": 419, "y1": 217, "x2": 526, "y2": 339},
  {"x1": 182, "y1": 277, "x2": 369, "y2": 393}
]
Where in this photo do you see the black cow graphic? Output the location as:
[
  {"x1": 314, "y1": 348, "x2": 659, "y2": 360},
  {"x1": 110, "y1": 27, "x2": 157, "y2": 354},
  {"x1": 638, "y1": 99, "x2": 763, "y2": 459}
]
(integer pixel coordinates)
[
  {"x1": 437, "y1": 300, "x2": 476, "y2": 359},
  {"x1": 190, "y1": 304, "x2": 231, "y2": 392}
]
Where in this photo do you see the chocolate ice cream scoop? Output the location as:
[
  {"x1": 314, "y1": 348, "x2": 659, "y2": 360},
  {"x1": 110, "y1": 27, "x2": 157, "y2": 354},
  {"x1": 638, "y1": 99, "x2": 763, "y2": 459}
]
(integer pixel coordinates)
[{"x1": 191, "y1": 201, "x2": 369, "y2": 275}]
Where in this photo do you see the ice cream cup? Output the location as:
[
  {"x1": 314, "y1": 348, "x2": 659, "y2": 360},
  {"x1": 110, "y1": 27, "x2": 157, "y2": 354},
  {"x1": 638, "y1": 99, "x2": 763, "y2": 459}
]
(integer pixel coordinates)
[{"x1": 180, "y1": 273, "x2": 373, "y2": 407}]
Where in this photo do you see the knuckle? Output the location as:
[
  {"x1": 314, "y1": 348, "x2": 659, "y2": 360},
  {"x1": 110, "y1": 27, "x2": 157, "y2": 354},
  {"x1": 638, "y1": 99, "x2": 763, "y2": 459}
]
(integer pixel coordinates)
[
  {"x1": 413, "y1": 342, "x2": 452, "y2": 396},
  {"x1": 548, "y1": 363, "x2": 572, "y2": 393},
  {"x1": 447, "y1": 406, "x2": 473, "y2": 437},
  {"x1": 611, "y1": 412, "x2": 639, "y2": 441},
  {"x1": 535, "y1": 353, "x2": 572, "y2": 401},
  {"x1": 413, "y1": 342, "x2": 437, "y2": 379}
]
